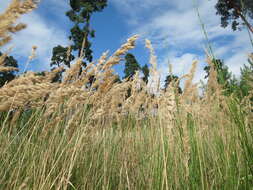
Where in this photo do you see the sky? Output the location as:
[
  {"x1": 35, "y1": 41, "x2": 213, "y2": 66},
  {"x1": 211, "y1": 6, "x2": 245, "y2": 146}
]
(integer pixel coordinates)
[{"x1": 1, "y1": 0, "x2": 253, "y2": 84}]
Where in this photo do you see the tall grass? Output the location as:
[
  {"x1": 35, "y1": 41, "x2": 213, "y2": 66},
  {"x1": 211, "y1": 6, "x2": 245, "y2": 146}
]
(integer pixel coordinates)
[
  {"x1": 0, "y1": 98, "x2": 252, "y2": 189},
  {"x1": 0, "y1": 0, "x2": 253, "y2": 189}
]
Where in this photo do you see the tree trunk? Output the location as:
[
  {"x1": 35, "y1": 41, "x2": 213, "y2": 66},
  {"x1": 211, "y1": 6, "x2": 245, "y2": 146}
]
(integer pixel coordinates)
[
  {"x1": 227, "y1": 0, "x2": 253, "y2": 33},
  {"x1": 238, "y1": 12, "x2": 253, "y2": 34}
]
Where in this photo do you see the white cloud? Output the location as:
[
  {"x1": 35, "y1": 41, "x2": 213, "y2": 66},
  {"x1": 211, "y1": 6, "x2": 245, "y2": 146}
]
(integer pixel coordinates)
[
  {"x1": 157, "y1": 52, "x2": 206, "y2": 88},
  {"x1": 112, "y1": 0, "x2": 253, "y2": 82},
  {"x1": 1, "y1": 0, "x2": 69, "y2": 71},
  {"x1": 11, "y1": 12, "x2": 69, "y2": 71},
  {"x1": 226, "y1": 53, "x2": 249, "y2": 77}
]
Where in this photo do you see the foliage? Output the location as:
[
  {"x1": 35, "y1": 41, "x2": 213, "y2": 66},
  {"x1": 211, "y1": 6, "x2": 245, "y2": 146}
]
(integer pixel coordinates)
[
  {"x1": 124, "y1": 53, "x2": 141, "y2": 79},
  {"x1": 141, "y1": 64, "x2": 149, "y2": 84},
  {"x1": 215, "y1": 0, "x2": 253, "y2": 32},
  {"x1": 0, "y1": 52, "x2": 18, "y2": 87},
  {"x1": 66, "y1": 0, "x2": 108, "y2": 60},
  {"x1": 113, "y1": 74, "x2": 122, "y2": 83},
  {"x1": 164, "y1": 74, "x2": 182, "y2": 94},
  {"x1": 0, "y1": 94, "x2": 253, "y2": 189},
  {"x1": 1, "y1": 1, "x2": 253, "y2": 189},
  {"x1": 239, "y1": 56, "x2": 253, "y2": 98},
  {"x1": 50, "y1": 0, "x2": 107, "y2": 81},
  {"x1": 50, "y1": 46, "x2": 75, "y2": 82},
  {"x1": 204, "y1": 59, "x2": 234, "y2": 94},
  {"x1": 50, "y1": 45, "x2": 75, "y2": 68}
]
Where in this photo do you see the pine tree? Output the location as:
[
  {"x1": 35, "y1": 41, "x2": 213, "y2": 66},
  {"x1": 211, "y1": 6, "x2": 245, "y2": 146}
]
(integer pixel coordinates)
[
  {"x1": 0, "y1": 52, "x2": 18, "y2": 87},
  {"x1": 124, "y1": 53, "x2": 141, "y2": 80},
  {"x1": 215, "y1": 0, "x2": 253, "y2": 33},
  {"x1": 51, "y1": 46, "x2": 75, "y2": 68},
  {"x1": 141, "y1": 64, "x2": 149, "y2": 84},
  {"x1": 239, "y1": 56, "x2": 253, "y2": 98},
  {"x1": 50, "y1": 46, "x2": 75, "y2": 82},
  {"x1": 204, "y1": 59, "x2": 235, "y2": 95},
  {"x1": 50, "y1": 0, "x2": 108, "y2": 74},
  {"x1": 204, "y1": 59, "x2": 231, "y2": 84},
  {"x1": 66, "y1": 0, "x2": 107, "y2": 61}
]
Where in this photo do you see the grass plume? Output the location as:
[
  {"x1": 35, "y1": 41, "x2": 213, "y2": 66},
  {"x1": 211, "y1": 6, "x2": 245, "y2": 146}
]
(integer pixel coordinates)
[{"x1": 0, "y1": 1, "x2": 252, "y2": 189}]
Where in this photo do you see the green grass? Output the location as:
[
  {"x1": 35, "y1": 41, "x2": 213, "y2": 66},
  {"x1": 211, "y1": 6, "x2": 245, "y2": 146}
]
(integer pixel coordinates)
[{"x1": 0, "y1": 98, "x2": 252, "y2": 190}]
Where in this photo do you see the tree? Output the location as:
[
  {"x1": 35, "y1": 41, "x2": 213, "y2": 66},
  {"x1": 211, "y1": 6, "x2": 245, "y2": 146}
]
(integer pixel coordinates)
[
  {"x1": 50, "y1": 0, "x2": 107, "y2": 82},
  {"x1": 66, "y1": 0, "x2": 107, "y2": 61},
  {"x1": 50, "y1": 46, "x2": 75, "y2": 68},
  {"x1": 141, "y1": 64, "x2": 149, "y2": 84},
  {"x1": 50, "y1": 46, "x2": 75, "y2": 82},
  {"x1": 124, "y1": 53, "x2": 141, "y2": 80},
  {"x1": 239, "y1": 56, "x2": 253, "y2": 98},
  {"x1": 204, "y1": 59, "x2": 235, "y2": 95},
  {"x1": 215, "y1": 0, "x2": 253, "y2": 33},
  {"x1": 114, "y1": 74, "x2": 122, "y2": 83},
  {"x1": 164, "y1": 74, "x2": 182, "y2": 94},
  {"x1": 123, "y1": 53, "x2": 141, "y2": 99},
  {"x1": 0, "y1": 52, "x2": 18, "y2": 87},
  {"x1": 204, "y1": 59, "x2": 232, "y2": 84}
]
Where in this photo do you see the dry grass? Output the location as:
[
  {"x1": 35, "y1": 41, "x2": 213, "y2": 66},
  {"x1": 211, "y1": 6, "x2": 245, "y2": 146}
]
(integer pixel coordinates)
[
  {"x1": 0, "y1": 0, "x2": 38, "y2": 47},
  {"x1": 0, "y1": 1, "x2": 253, "y2": 189},
  {"x1": 0, "y1": 1, "x2": 241, "y2": 125}
]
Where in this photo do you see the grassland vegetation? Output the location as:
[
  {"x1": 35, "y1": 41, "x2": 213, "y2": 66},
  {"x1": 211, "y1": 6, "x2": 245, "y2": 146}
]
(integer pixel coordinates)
[{"x1": 0, "y1": 0, "x2": 252, "y2": 189}]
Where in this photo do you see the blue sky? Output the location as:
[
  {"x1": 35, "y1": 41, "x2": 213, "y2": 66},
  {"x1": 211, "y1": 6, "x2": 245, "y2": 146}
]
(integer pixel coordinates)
[{"x1": 1, "y1": 0, "x2": 253, "y2": 83}]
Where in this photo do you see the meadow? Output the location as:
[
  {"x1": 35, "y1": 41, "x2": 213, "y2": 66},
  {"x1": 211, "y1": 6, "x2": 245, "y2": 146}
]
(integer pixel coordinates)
[{"x1": 0, "y1": 0, "x2": 253, "y2": 189}]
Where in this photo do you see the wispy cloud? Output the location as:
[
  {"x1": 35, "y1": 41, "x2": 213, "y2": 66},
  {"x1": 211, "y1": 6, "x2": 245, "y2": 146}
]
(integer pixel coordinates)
[
  {"x1": 1, "y1": 0, "x2": 70, "y2": 71},
  {"x1": 112, "y1": 0, "x2": 253, "y2": 82},
  {"x1": 11, "y1": 12, "x2": 69, "y2": 71}
]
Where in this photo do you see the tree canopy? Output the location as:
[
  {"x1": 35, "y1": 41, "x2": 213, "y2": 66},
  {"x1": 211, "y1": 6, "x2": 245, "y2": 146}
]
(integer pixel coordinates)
[
  {"x1": 204, "y1": 59, "x2": 236, "y2": 95},
  {"x1": 141, "y1": 64, "x2": 149, "y2": 84},
  {"x1": 0, "y1": 52, "x2": 18, "y2": 87},
  {"x1": 50, "y1": 0, "x2": 108, "y2": 77},
  {"x1": 164, "y1": 74, "x2": 182, "y2": 94},
  {"x1": 51, "y1": 46, "x2": 75, "y2": 68},
  {"x1": 204, "y1": 59, "x2": 232, "y2": 86},
  {"x1": 66, "y1": 0, "x2": 108, "y2": 60},
  {"x1": 215, "y1": 0, "x2": 253, "y2": 33},
  {"x1": 124, "y1": 53, "x2": 141, "y2": 80},
  {"x1": 239, "y1": 56, "x2": 253, "y2": 98}
]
